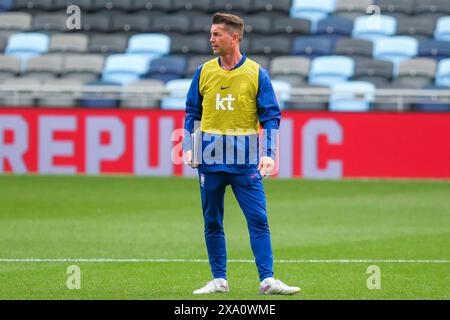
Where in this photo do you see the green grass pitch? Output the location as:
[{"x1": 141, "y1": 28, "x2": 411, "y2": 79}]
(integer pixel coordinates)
[{"x1": 0, "y1": 175, "x2": 449, "y2": 300}]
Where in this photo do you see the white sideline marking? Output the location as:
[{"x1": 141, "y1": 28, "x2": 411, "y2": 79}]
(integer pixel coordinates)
[{"x1": 0, "y1": 259, "x2": 449, "y2": 263}]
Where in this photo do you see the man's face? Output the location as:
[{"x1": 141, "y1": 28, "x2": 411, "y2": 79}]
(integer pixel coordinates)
[{"x1": 210, "y1": 23, "x2": 236, "y2": 56}]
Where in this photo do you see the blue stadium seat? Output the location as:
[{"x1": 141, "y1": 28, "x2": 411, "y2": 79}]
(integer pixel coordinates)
[
  {"x1": 292, "y1": 36, "x2": 333, "y2": 59},
  {"x1": 271, "y1": 80, "x2": 292, "y2": 110},
  {"x1": 147, "y1": 56, "x2": 187, "y2": 83},
  {"x1": 373, "y1": 36, "x2": 418, "y2": 75},
  {"x1": 290, "y1": 0, "x2": 336, "y2": 32},
  {"x1": 316, "y1": 16, "x2": 354, "y2": 39},
  {"x1": 126, "y1": 34, "x2": 170, "y2": 60},
  {"x1": 329, "y1": 81, "x2": 375, "y2": 112},
  {"x1": 309, "y1": 55, "x2": 355, "y2": 87},
  {"x1": 79, "y1": 80, "x2": 121, "y2": 109},
  {"x1": 5, "y1": 33, "x2": 49, "y2": 66},
  {"x1": 434, "y1": 16, "x2": 450, "y2": 41},
  {"x1": 414, "y1": 85, "x2": 450, "y2": 112},
  {"x1": 160, "y1": 79, "x2": 192, "y2": 110},
  {"x1": 435, "y1": 58, "x2": 450, "y2": 87},
  {"x1": 0, "y1": 0, "x2": 14, "y2": 11},
  {"x1": 102, "y1": 54, "x2": 151, "y2": 86},
  {"x1": 418, "y1": 40, "x2": 450, "y2": 62},
  {"x1": 352, "y1": 15, "x2": 397, "y2": 42}
]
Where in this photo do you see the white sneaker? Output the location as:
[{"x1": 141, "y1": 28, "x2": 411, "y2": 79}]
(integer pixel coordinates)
[
  {"x1": 193, "y1": 278, "x2": 229, "y2": 294},
  {"x1": 260, "y1": 278, "x2": 301, "y2": 295}
]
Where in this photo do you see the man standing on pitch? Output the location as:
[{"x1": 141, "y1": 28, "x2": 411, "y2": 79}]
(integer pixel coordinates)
[{"x1": 183, "y1": 13, "x2": 300, "y2": 295}]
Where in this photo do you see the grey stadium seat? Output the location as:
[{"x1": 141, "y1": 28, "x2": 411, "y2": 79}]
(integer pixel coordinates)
[
  {"x1": 253, "y1": 0, "x2": 292, "y2": 15},
  {"x1": 53, "y1": 0, "x2": 99, "y2": 12},
  {"x1": 89, "y1": 34, "x2": 128, "y2": 55},
  {"x1": 334, "y1": 0, "x2": 373, "y2": 21},
  {"x1": 37, "y1": 79, "x2": 83, "y2": 108},
  {"x1": 249, "y1": 36, "x2": 291, "y2": 55},
  {"x1": 172, "y1": 0, "x2": 211, "y2": 12},
  {"x1": 244, "y1": 15, "x2": 273, "y2": 35},
  {"x1": 152, "y1": 14, "x2": 191, "y2": 33},
  {"x1": 23, "y1": 55, "x2": 64, "y2": 80},
  {"x1": 0, "y1": 12, "x2": 32, "y2": 32},
  {"x1": 111, "y1": 13, "x2": 152, "y2": 33},
  {"x1": 0, "y1": 77, "x2": 41, "y2": 107},
  {"x1": 413, "y1": 0, "x2": 450, "y2": 16},
  {"x1": 284, "y1": 84, "x2": 329, "y2": 111},
  {"x1": 129, "y1": 0, "x2": 174, "y2": 12},
  {"x1": 249, "y1": 55, "x2": 270, "y2": 70},
  {"x1": 377, "y1": 0, "x2": 415, "y2": 19},
  {"x1": 50, "y1": 34, "x2": 88, "y2": 53},
  {"x1": 270, "y1": 56, "x2": 310, "y2": 80},
  {"x1": 334, "y1": 38, "x2": 373, "y2": 60},
  {"x1": 0, "y1": 55, "x2": 21, "y2": 79},
  {"x1": 272, "y1": 17, "x2": 311, "y2": 35},
  {"x1": 170, "y1": 35, "x2": 211, "y2": 55},
  {"x1": 191, "y1": 14, "x2": 212, "y2": 33},
  {"x1": 32, "y1": 13, "x2": 68, "y2": 33},
  {"x1": 209, "y1": 0, "x2": 253, "y2": 13},
  {"x1": 353, "y1": 59, "x2": 394, "y2": 87},
  {"x1": 186, "y1": 55, "x2": 214, "y2": 77},
  {"x1": 396, "y1": 16, "x2": 437, "y2": 40},
  {"x1": 81, "y1": 13, "x2": 111, "y2": 33},
  {"x1": 102, "y1": 0, "x2": 134, "y2": 12},
  {"x1": 393, "y1": 58, "x2": 437, "y2": 88},
  {"x1": 61, "y1": 54, "x2": 104, "y2": 82},
  {"x1": 12, "y1": 0, "x2": 54, "y2": 11},
  {"x1": 121, "y1": 79, "x2": 165, "y2": 109}
]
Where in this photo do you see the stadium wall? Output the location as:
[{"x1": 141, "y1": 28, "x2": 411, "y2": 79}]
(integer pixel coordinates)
[{"x1": 1, "y1": 108, "x2": 450, "y2": 179}]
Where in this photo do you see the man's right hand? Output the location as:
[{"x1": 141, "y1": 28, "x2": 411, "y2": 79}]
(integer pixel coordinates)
[{"x1": 183, "y1": 150, "x2": 198, "y2": 168}]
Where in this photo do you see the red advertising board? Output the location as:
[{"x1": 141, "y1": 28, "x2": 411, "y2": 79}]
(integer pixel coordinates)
[{"x1": 1, "y1": 108, "x2": 450, "y2": 179}]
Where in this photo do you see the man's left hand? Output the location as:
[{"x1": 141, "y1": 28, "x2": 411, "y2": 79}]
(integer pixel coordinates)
[{"x1": 258, "y1": 156, "x2": 275, "y2": 178}]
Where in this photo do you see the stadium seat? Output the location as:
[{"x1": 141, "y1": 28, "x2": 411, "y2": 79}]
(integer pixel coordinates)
[
  {"x1": 309, "y1": 55, "x2": 354, "y2": 87},
  {"x1": 329, "y1": 81, "x2": 375, "y2": 111},
  {"x1": 186, "y1": 55, "x2": 214, "y2": 77},
  {"x1": 249, "y1": 36, "x2": 291, "y2": 55},
  {"x1": 0, "y1": 55, "x2": 21, "y2": 79},
  {"x1": 79, "y1": 80, "x2": 121, "y2": 108},
  {"x1": 396, "y1": 16, "x2": 436, "y2": 40},
  {"x1": 243, "y1": 14, "x2": 273, "y2": 35},
  {"x1": 126, "y1": 33, "x2": 170, "y2": 60},
  {"x1": 152, "y1": 14, "x2": 191, "y2": 33},
  {"x1": 353, "y1": 59, "x2": 393, "y2": 87},
  {"x1": 12, "y1": 0, "x2": 54, "y2": 11},
  {"x1": 89, "y1": 34, "x2": 128, "y2": 55},
  {"x1": 0, "y1": 12, "x2": 32, "y2": 32},
  {"x1": 170, "y1": 35, "x2": 210, "y2": 55},
  {"x1": 121, "y1": 79, "x2": 165, "y2": 109},
  {"x1": 334, "y1": 38, "x2": 373, "y2": 60},
  {"x1": 61, "y1": 54, "x2": 104, "y2": 82},
  {"x1": 435, "y1": 58, "x2": 450, "y2": 87},
  {"x1": 172, "y1": 0, "x2": 211, "y2": 13},
  {"x1": 292, "y1": 36, "x2": 333, "y2": 59},
  {"x1": 253, "y1": 0, "x2": 292, "y2": 15},
  {"x1": 49, "y1": 34, "x2": 88, "y2": 54},
  {"x1": 129, "y1": 0, "x2": 174, "y2": 12},
  {"x1": 147, "y1": 56, "x2": 187, "y2": 83},
  {"x1": 334, "y1": 0, "x2": 373, "y2": 21},
  {"x1": 5, "y1": 32, "x2": 49, "y2": 65},
  {"x1": 290, "y1": 0, "x2": 336, "y2": 32},
  {"x1": 102, "y1": 0, "x2": 134, "y2": 12},
  {"x1": 373, "y1": 36, "x2": 418, "y2": 74},
  {"x1": 102, "y1": 54, "x2": 151, "y2": 86},
  {"x1": 0, "y1": 0, "x2": 14, "y2": 11},
  {"x1": 272, "y1": 16, "x2": 311, "y2": 36},
  {"x1": 32, "y1": 13, "x2": 68, "y2": 33},
  {"x1": 434, "y1": 16, "x2": 450, "y2": 41},
  {"x1": 413, "y1": 0, "x2": 450, "y2": 17},
  {"x1": 0, "y1": 77, "x2": 40, "y2": 107},
  {"x1": 417, "y1": 39, "x2": 450, "y2": 62},
  {"x1": 191, "y1": 14, "x2": 212, "y2": 34},
  {"x1": 37, "y1": 79, "x2": 83, "y2": 108},
  {"x1": 413, "y1": 85, "x2": 450, "y2": 112},
  {"x1": 54, "y1": 0, "x2": 99, "y2": 12},
  {"x1": 23, "y1": 55, "x2": 64, "y2": 80},
  {"x1": 111, "y1": 13, "x2": 152, "y2": 33},
  {"x1": 80, "y1": 13, "x2": 111, "y2": 33},
  {"x1": 270, "y1": 56, "x2": 310, "y2": 87},
  {"x1": 394, "y1": 58, "x2": 437, "y2": 88},
  {"x1": 316, "y1": 16, "x2": 353, "y2": 43},
  {"x1": 209, "y1": 0, "x2": 253, "y2": 14},
  {"x1": 160, "y1": 78, "x2": 192, "y2": 110},
  {"x1": 352, "y1": 15, "x2": 397, "y2": 41},
  {"x1": 250, "y1": 55, "x2": 271, "y2": 70},
  {"x1": 284, "y1": 83, "x2": 329, "y2": 111},
  {"x1": 271, "y1": 80, "x2": 292, "y2": 109},
  {"x1": 376, "y1": 0, "x2": 415, "y2": 19}
]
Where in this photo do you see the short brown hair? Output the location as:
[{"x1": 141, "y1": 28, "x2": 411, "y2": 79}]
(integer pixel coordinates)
[{"x1": 212, "y1": 12, "x2": 244, "y2": 41}]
